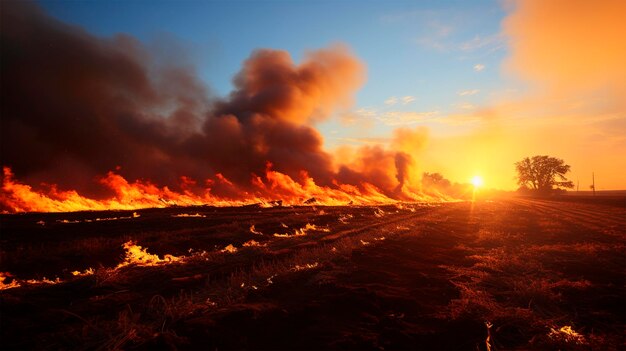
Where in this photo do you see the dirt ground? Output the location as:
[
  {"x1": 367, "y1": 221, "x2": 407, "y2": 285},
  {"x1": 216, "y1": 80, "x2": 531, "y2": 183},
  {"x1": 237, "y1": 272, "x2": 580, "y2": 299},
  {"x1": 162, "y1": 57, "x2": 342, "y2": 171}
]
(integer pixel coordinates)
[{"x1": 1, "y1": 196, "x2": 624, "y2": 350}]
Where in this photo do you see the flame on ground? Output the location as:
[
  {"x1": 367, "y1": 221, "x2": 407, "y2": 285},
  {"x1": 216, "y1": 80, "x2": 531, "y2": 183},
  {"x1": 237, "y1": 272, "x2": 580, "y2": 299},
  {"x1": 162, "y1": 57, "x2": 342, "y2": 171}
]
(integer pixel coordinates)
[
  {"x1": 1, "y1": 272, "x2": 65, "y2": 290},
  {"x1": 172, "y1": 213, "x2": 206, "y2": 218},
  {"x1": 548, "y1": 325, "x2": 587, "y2": 345},
  {"x1": 273, "y1": 223, "x2": 330, "y2": 237},
  {"x1": 243, "y1": 240, "x2": 267, "y2": 247},
  {"x1": 117, "y1": 241, "x2": 181, "y2": 268},
  {"x1": 250, "y1": 225, "x2": 263, "y2": 235},
  {"x1": 0, "y1": 272, "x2": 21, "y2": 290},
  {"x1": 2, "y1": 240, "x2": 218, "y2": 290},
  {"x1": 57, "y1": 212, "x2": 140, "y2": 224},
  {"x1": 71, "y1": 268, "x2": 95, "y2": 277},
  {"x1": 0, "y1": 166, "x2": 435, "y2": 213},
  {"x1": 221, "y1": 244, "x2": 238, "y2": 253},
  {"x1": 57, "y1": 219, "x2": 81, "y2": 224},
  {"x1": 25, "y1": 277, "x2": 62, "y2": 285},
  {"x1": 291, "y1": 262, "x2": 319, "y2": 272}
]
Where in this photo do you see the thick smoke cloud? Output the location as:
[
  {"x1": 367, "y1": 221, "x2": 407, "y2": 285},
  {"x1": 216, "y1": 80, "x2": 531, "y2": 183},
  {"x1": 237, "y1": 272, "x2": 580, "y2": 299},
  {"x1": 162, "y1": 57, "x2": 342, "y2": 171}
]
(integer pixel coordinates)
[
  {"x1": 1, "y1": 3, "x2": 210, "y2": 196},
  {"x1": 1, "y1": 3, "x2": 423, "y2": 202},
  {"x1": 335, "y1": 127, "x2": 428, "y2": 199},
  {"x1": 201, "y1": 46, "x2": 365, "y2": 193}
]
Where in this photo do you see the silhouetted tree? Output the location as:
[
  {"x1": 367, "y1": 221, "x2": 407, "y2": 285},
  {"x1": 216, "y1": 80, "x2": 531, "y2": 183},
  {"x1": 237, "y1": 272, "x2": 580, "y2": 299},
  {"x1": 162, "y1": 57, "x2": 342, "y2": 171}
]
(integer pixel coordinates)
[{"x1": 515, "y1": 155, "x2": 574, "y2": 193}]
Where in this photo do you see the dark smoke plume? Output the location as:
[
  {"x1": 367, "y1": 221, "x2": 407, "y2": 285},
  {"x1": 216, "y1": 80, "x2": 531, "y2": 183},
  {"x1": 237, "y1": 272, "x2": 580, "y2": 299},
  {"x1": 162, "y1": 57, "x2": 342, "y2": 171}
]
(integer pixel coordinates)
[
  {"x1": 1, "y1": 2, "x2": 212, "y2": 196},
  {"x1": 1, "y1": 2, "x2": 425, "y2": 201}
]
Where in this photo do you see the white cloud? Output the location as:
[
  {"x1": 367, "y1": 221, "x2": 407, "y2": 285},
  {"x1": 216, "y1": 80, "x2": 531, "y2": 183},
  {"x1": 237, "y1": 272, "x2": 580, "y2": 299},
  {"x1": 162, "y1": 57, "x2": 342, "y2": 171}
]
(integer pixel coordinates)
[
  {"x1": 339, "y1": 108, "x2": 377, "y2": 128},
  {"x1": 401, "y1": 96, "x2": 416, "y2": 104},
  {"x1": 355, "y1": 108, "x2": 377, "y2": 118},
  {"x1": 458, "y1": 103, "x2": 476, "y2": 110},
  {"x1": 376, "y1": 111, "x2": 440, "y2": 126},
  {"x1": 458, "y1": 89, "x2": 480, "y2": 96},
  {"x1": 459, "y1": 34, "x2": 505, "y2": 52},
  {"x1": 473, "y1": 64, "x2": 485, "y2": 72},
  {"x1": 349, "y1": 108, "x2": 440, "y2": 126},
  {"x1": 384, "y1": 96, "x2": 415, "y2": 106},
  {"x1": 416, "y1": 37, "x2": 448, "y2": 51},
  {"x1": 384, "y1": 96, "x2": 398, "y2": 105},
  {"x1": 415, "y1": 19, "x2": 454, "y2": 51}
]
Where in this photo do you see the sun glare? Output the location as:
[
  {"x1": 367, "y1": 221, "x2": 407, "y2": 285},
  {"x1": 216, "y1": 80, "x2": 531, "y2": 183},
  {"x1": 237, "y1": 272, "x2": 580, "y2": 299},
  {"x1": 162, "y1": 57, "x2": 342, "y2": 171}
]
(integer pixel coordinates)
[{"x1": 471, "y1": 175, "x2": 483, "y2": 188}]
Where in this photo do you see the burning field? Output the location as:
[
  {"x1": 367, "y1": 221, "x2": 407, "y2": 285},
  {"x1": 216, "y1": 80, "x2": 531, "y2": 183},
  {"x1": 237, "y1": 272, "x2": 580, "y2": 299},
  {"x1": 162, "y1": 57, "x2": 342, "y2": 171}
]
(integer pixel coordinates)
[
  {"x1": 1, "y1": 196, "x2": 624, "y2": 350},
  {"x1": 1, "y1": 2, "x2": 625, "y2": 350},
  {"x1": 0, "y1": 2, "x2": 473, "y2": 214}
]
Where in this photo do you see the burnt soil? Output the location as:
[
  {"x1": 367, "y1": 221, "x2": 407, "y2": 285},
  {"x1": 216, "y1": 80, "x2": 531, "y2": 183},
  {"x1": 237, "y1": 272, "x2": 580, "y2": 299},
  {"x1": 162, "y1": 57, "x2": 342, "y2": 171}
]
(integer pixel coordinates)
[{"x1": 1, "y1": 196, "x2": 624, "y2": 350}]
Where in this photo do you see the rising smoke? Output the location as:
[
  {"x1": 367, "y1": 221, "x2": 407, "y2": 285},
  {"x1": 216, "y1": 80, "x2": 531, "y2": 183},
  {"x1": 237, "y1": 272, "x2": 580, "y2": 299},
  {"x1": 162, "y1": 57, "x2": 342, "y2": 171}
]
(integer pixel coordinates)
[{"x1": 1, "y1": 2, "x2": 432, "y2": 205}]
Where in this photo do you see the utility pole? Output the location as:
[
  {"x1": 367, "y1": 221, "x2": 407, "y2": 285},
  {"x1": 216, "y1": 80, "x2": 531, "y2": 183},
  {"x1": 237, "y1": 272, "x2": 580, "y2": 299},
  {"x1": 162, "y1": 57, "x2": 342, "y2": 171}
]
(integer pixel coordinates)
[{"x1": 590, "y1": 172, "x2": 595, "y2": 196}]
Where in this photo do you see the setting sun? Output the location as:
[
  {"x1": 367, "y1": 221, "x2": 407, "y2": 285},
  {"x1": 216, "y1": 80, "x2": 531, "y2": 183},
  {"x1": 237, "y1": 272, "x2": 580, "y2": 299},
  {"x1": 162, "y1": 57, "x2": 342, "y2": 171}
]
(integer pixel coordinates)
[{"x1": 471, "y1": 175, "x2": 484, "y2": 188}]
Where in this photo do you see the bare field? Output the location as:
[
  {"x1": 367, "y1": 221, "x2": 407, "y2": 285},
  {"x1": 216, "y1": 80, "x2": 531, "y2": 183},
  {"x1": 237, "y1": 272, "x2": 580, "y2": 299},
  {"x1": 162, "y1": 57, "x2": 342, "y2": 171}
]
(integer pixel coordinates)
[{"x1": 1, "y1": 197, "x2": 625, "y2": 350}]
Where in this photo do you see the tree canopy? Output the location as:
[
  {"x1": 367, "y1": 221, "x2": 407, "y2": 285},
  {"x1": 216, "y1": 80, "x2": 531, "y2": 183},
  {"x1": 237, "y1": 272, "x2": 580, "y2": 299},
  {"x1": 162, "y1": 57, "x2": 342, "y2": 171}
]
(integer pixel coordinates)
[{"x1": 515, "y1": 155, "x2": 574, "y2": 193}]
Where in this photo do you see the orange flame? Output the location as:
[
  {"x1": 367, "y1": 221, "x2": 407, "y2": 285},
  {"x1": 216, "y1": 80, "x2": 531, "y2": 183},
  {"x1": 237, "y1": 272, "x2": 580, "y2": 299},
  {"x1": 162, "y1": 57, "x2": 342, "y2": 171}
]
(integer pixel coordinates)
[
  {"x1": 24, "y1": 277, "x2": 62, "y2": 285},
  {"x1": 291, "y1": 262, "x2": 319, "y2": 272},
  {"x1": 243, "y1": 240, "x2": 267, "y2": 247},
  {"x1": 2, "y1": 240, "x2": 225, "y2": 291},
  {"x1": 548, "y1": 325, "x2": 587, "y2": 345},
  {"x1": 0, "y1": 165, "x2": 435, "y2": 213},
  {"x1": 0, "y1": 271, "x2": 64, "y2": 290},
  {"x1": 273, "y1": 223, "x2": 329, "y2": 237},
  {"x1": 117, "y1": 241, "x2": 181, "y2": 268},
  {"x1": 71, "y1": 268, "x2": 95, "y2": 277},
  {"x1": 0, "y1": 272, "x2": 21, "y2": 290},
  {"x1": 220, "y1": 244, "x2": 238, "y2": 253},
  {"x1": 250, "y1": 225, "x2": 263, "y2": 235},
  {"x1": 172, "y1": 213, "x2": 206, "y2": 218}
]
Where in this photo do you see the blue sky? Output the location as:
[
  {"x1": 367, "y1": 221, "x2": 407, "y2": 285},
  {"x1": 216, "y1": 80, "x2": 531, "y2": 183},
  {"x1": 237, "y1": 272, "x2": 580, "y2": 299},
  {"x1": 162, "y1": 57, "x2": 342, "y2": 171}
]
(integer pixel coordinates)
[{"x1": 39, "y1": 0, "x2": 509, "y2": 140}]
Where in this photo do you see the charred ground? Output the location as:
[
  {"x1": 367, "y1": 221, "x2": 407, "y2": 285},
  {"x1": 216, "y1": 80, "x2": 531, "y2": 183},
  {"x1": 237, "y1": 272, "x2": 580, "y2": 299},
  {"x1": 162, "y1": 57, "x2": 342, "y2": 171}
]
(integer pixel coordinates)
[{"x1": 1, "y1": 197, "x2": 624, "y2": 350}]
